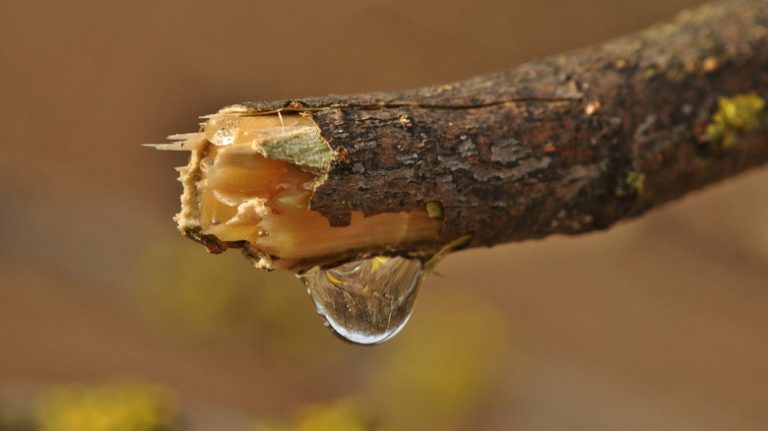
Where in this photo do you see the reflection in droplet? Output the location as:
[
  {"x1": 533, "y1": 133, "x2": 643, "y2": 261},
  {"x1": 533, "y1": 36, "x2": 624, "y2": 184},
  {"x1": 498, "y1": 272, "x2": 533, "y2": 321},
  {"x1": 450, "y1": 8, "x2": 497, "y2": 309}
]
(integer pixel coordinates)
[{"x1": 298, "y1": 256, "x2": 423, "y2": 345}]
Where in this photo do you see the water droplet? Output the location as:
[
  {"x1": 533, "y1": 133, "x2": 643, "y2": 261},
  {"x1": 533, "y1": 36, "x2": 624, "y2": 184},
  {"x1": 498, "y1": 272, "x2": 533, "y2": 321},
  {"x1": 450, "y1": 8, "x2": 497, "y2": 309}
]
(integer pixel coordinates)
[
  {"x1": 211, "y1": 127, "x2": 235, "y2": 146},
  {"x1": 298, "y1": 256, "x2": 423, "y2": 345},
  {"x1": 205, "y1": 116, "x2": 241, "y2": 146}
]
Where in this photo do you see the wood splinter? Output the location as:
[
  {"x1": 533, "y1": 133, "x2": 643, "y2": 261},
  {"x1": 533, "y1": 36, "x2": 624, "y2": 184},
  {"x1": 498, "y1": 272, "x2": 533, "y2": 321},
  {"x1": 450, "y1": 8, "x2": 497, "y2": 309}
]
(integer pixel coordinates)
[{"x1": 154, "y1": 0, "x2": 768, "y2": 271}]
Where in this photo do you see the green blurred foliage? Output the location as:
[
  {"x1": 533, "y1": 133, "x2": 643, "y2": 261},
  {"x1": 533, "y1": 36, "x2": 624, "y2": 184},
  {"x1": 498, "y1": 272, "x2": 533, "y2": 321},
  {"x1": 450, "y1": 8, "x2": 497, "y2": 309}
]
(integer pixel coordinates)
[
  {"x1": 130, "y1": 235, "x2": 515, "y2": 430},
  {"x1": 293, "y1": 401, "x2": 371, "y2": 431},
  {"x1": 131, "y1": 236, "x2": 333, "y2": 361},
  {"x1": 253, "y1": 400, "x2": 379, "y2": 431},
  {"x1": 364, "y1": 288, "x2": 513, "y2": 430},
  {"x1": 0, "y1": 280, "x2": 515, "y2": 430},
  {"x1": 34, "y1": 379, "x2": 176, "y2": 431}
]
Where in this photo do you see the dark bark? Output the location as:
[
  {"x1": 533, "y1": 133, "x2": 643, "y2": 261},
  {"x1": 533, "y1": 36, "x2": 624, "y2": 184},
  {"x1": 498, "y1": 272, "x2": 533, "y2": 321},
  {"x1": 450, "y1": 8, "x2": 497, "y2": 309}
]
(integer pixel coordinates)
[{"x1": 239, "y1": 0, "x2": 768, "y2": 251}]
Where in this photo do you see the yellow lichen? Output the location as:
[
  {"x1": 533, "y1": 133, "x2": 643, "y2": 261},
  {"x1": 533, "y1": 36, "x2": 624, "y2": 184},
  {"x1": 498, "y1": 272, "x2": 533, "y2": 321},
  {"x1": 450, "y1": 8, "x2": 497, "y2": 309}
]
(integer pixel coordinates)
[
  {"x1": 705, "y1": 93, "x2": 766, "y2": 148},
  {"x1": 616, "y1": 171, "x2": 645, "y2": 197},
  {"x1": 425, "y1": 201, "x2": 444, "y2": 219}
]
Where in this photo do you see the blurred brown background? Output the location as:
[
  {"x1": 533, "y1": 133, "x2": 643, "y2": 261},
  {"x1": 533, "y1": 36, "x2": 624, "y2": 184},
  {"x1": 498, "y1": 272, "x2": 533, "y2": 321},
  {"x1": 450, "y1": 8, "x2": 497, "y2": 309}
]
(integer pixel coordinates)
[{"x1": 1, "y1": 0, "x2": 767, "y2": 430}]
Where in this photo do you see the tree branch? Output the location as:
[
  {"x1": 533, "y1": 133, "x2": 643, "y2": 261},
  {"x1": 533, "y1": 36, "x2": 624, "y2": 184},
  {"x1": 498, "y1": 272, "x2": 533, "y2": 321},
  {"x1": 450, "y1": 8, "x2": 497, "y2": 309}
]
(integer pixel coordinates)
[{"x1": 162, "y1": 0, "x2": 768, "y2": 270}]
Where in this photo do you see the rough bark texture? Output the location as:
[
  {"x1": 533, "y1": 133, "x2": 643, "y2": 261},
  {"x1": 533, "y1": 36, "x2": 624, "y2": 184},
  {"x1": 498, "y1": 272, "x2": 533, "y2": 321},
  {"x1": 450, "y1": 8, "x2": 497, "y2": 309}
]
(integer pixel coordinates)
[{"x1": 237, "y1": 0, "x2": 768, "y2": 251}]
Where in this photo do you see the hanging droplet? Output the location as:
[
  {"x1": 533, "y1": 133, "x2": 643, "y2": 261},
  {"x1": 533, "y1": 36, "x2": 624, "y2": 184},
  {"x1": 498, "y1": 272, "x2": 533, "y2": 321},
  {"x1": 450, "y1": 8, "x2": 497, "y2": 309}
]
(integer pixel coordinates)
[{"x1": 298, "y1": 256, "x2": 423, "y2": 345}]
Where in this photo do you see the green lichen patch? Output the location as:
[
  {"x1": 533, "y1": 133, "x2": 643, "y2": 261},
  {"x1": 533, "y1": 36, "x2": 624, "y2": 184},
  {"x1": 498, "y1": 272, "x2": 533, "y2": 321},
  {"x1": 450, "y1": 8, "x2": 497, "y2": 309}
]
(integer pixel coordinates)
[
  {"x1": 616, "y1": 171, "x2": 646, "y2": 197},
  {"x1": 258, "y1": 126, "x2": 335, "y2": 176},
  {"x1": 705, "y1": 93, "x2": 766, "y2": 148}
]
